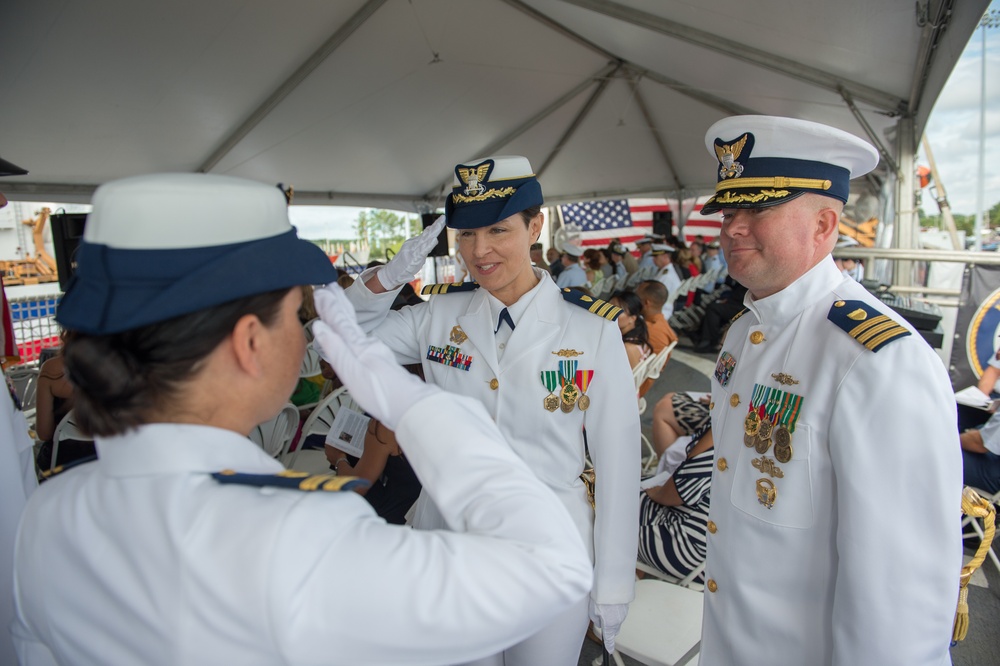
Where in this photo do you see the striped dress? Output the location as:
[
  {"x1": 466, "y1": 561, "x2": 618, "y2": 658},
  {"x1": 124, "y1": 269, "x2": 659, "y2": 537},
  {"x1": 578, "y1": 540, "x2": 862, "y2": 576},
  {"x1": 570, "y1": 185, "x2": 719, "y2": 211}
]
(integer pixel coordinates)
[{"x1": 637, "y1": 431, "x2": 713, "y2": 582}]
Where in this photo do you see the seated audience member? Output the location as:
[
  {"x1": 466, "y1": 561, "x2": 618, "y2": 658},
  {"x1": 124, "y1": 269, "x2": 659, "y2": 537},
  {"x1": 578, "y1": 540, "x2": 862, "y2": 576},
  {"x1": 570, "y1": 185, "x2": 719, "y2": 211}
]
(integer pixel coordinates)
[
  {"x1": 531, "y1": 242, "x2": 550, "y2": 273},
  {"x1": 701, "y1": 240, "x2": 723, "y2": 277},
  {"x1": 960, "y1": 411, "x2": 1000, "y2": 494},
  {"x1": 33, "y1": 340, "x2": 95, "y2": 471},
  {"x1": 638, "y1": 426, "x2": 714, "y2": 583},
  {"x1": 607, "y1": 241, "x2": 629, "y2": 278},
  {"x1": 608, "y1": 291, "x2": 652, "y2": 370},
  {"x1": 325, "y1": 415, "x2": 421, "y2": 525},
  {"x1": 651, "y1": 245, "x2": 682, "y2": 320},
  {"x1": 547, "y1": 247, "x2": 564, "y2": 279},
  {"x1": 555, "y1": 246, "x2": 588, "y2": 289},
  {"x1": 583, "y1": 248, "x2": 605, "y2": 295},
  {"x1": 686, "y1": 277, "x2": 748, "y2": 353},
  {"x1": 651, "y1": 391, "x2": 711, "y2": 457},
  {"x1": 635, "y1": 280, "x2": 679, "y2": 354},
  {"x1": 674, "y1": 246, "x2": 700, "y2": 308},
  {"x1": 600, "y1": 248, "x2": 615, "y2": 279}
]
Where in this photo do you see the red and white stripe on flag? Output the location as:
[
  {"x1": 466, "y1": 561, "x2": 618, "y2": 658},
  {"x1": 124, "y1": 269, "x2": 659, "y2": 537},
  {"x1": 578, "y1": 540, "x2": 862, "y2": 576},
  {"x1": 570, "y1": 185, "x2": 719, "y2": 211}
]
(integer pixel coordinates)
[{"x1": 558, "y1": 197, "x2": 721, "y2": 250}]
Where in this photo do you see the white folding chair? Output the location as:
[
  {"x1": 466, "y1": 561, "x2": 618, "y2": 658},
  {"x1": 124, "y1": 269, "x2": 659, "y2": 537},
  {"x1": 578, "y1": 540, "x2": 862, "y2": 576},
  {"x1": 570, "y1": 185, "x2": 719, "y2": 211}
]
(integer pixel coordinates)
[
  {"x1": 7, "y1": 366, "x2": 39, "y2": 421},
  {"x1": 593, "y1": 563, "x2": 705, "y2": 666},
  {"x1": 284, "y1": 386, "x2": 359, "y2": 468},
  {"x1": 50, "y1": 409, "x2": 95, "y2": 471},
  {"x1": 962, "y1": 485, "x2": 1000, "y2": 575},
  {"x1": 249, "y1": 403, "x2": 300, "y2": 459}
]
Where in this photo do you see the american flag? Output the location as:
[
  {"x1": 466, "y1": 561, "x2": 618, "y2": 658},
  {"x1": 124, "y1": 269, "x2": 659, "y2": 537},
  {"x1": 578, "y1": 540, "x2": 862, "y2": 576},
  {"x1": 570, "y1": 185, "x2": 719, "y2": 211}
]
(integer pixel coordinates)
[{"x1": 558, "y1": 197, "x2": 721, "y2": 251}]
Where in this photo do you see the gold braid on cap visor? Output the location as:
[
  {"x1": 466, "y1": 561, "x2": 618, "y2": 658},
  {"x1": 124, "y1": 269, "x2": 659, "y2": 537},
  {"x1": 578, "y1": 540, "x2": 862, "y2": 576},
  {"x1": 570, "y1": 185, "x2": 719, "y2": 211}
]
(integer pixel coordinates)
[{"x1": 715, "y1": 176, "x2": 833, "y2": 192}]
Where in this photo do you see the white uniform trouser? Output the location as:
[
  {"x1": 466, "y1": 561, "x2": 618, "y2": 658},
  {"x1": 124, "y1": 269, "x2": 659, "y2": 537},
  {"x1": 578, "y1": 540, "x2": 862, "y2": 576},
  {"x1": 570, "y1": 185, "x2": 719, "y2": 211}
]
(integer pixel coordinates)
[{"x1": 458, "y1": 594, "x2": 591, "y2": 666}]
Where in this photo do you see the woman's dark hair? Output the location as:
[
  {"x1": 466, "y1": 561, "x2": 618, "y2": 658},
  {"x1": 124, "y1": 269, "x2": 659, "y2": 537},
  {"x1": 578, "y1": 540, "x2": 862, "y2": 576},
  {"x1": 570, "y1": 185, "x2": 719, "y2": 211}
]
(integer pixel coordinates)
[
  {"x1": 518, "y1": 205, "x2": 542, "y2": 225},
  {"x1": 612, "y1": 290, "x2": 650, "y2": 351},
  {"x1": 63, "y1": 288, "x2": 291, "y2": 437}
]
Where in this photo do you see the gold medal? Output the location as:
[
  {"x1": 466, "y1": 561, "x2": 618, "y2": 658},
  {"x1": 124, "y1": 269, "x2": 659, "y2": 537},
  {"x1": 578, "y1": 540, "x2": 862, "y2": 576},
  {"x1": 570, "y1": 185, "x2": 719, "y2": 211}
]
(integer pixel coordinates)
[
  {"x1": 774, "y1": 442, "x2": 793, "y2": 464},
  {"x1": 560, "y1": 382, "x2": 579, "y2": 413},
  {"x1": 543, "y1": 394, "x2": 559, "y2": 412},
  {"x1": 575, "y1": 369, "x2": 593, "y2": 412},
  {"x1": 743, "y1": 432, "x2": 757, "y2": 448},
  {"x1": 577, "y1": 394, "x2": 591, "y2": 411},
  {"x1": 744, "y1": 411, "x2": 761, "y2": 436},
  {"x1": 754, "y1": 434, "x2": 772, "y2": 455},
  {"x1": 772, "y1": 424, "x2": 793, "y2": 462},
  {"x1": 757, "y1": 419, "x2": 773, "y2": 440}
]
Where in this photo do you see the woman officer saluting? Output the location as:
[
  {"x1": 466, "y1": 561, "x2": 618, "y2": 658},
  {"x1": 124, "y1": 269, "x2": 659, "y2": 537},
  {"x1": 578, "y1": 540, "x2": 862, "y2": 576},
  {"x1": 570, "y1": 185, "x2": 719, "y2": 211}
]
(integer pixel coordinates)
[
  {"x1": 344, "y1": 156, "x2": 640, "y2": 664},
  {"x1": 11, "y1": 173, "x2": 592, "y2": 665}
]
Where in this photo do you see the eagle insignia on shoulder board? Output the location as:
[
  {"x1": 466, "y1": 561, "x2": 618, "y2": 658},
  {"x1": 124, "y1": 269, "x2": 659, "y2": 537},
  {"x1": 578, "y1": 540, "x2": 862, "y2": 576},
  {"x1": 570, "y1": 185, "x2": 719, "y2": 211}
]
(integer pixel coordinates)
[
  {"x1": 561, "y1": 288, "x2": 621, "y2": 321},
  {"x1": 827, "y1": 300, "x2": 910, "y2": 353}
]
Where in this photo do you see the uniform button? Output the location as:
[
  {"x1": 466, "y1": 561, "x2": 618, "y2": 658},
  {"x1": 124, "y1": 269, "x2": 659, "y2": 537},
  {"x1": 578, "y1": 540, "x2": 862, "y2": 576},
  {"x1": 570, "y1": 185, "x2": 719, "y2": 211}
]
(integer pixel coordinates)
[
  {"x1": 730, "y1": 394, "x2": 740, "y2": 407},
  {"x1": 498, "y1": 343, "x2": 506, "y2": 350},
  {"x1": 707, "y1": 579, "x2": 718, "y2": 593},
  {"x1": 750, "y1": 331, "x2": 765, "y2": 344},
  {"x1": 707, "y1": 520, "x2": 717, "y2": 534},
  {"x1": 489, "y1": 378, "x2": 499, "y2": 390},
  {"x1": 709, "y1": 401, "x2": 715, "y2": 410},
  {"x1": 717, "y1": 458, "x2": 728, "y2": 471}
]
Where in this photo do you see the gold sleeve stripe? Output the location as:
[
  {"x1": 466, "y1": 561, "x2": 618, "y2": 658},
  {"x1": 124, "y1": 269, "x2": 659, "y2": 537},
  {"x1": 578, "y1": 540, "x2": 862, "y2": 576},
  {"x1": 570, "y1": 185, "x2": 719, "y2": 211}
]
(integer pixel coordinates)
[{"x1": 863, "y1": 326, "x2": 910, "y2": 351}]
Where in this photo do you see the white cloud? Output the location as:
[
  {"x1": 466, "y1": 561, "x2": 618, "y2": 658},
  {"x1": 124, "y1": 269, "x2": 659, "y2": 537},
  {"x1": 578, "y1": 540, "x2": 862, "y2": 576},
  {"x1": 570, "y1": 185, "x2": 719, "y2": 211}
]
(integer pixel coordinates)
[
  {"x1": 287, "y1": 206, "x2": 367, "y2": 240},
  {"x1": 919, "y1": 12, "x2": 1000, "y2": 217}
]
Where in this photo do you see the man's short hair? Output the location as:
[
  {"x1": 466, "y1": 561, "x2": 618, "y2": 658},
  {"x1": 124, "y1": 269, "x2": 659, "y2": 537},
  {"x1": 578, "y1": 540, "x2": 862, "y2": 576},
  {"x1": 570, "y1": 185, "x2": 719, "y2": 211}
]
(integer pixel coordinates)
[
  {"x1": 530, "y1": 242, "x2": 543, "y2": 251},
  {"x1": 637, "y1": 280, "x2": 667, "y2": 309}
]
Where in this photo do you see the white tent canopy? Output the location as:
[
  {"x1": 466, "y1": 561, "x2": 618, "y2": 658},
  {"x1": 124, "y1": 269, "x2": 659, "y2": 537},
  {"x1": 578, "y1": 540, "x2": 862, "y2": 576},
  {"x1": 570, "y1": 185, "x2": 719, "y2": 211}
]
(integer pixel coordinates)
[{"x1": 0, "y1": 0, "x2": 987, "y2": 217}]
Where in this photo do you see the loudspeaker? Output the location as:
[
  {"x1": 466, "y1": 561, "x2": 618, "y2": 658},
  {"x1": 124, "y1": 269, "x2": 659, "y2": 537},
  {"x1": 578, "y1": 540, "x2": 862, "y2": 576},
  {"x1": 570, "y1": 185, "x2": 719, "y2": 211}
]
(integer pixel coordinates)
[
  {"x1": 422, "y1": 213, "x2": 449, "y2": 257},
  {"x1": 50, "y1": 212, "x2": 88, "y2": 292},
  {"x1": 653, "y1": 211, "x2": 673, "y2": 238}
]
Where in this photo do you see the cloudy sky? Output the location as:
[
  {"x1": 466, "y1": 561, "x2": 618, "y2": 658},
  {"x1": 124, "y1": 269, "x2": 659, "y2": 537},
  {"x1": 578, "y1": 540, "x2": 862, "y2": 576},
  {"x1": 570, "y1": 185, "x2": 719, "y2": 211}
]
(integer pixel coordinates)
[{"x1": 918, "y1": 1, "x2": 999, "y2": 217}]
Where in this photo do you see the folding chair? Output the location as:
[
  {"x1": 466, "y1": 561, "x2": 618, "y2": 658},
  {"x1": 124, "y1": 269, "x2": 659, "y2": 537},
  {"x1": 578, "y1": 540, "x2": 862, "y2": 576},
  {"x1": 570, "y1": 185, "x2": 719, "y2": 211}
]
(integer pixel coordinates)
[
  {"x1": 593, "y1": 562, "x2": 705, "y2": 666},
  {"x1": 249, "y1": 403, "x2": 300, "y2": 459},
  {"x1": 284, "y1": 386, "x2": 359, "y2": 468}
]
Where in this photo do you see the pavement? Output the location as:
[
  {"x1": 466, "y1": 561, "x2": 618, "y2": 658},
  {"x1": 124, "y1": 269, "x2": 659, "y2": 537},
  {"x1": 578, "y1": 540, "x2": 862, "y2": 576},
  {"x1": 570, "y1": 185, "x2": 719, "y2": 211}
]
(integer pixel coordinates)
[{"x1": 577, "y1": 347, "x2": 1000, "y2": 666}]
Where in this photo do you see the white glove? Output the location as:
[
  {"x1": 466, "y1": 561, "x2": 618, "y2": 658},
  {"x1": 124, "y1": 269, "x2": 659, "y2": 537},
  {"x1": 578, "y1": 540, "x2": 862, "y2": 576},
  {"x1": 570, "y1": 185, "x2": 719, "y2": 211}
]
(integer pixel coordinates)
[
  {"x1": 589, "y1": 600, "x2": 629, "y2": 654},
  {"x1": 376, "y1": 215, "x2": 446, "y2": 291},
  {"x1": 311, "y1": 284, "x2": 437, "y2": 431}
]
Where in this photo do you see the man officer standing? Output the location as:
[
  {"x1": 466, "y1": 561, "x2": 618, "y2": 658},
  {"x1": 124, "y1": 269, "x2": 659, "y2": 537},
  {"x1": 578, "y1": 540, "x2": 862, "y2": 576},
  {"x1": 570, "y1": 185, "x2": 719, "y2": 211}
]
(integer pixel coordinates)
[{"x1": 700, "y1": 116, "x2": 961, "y2": 665}]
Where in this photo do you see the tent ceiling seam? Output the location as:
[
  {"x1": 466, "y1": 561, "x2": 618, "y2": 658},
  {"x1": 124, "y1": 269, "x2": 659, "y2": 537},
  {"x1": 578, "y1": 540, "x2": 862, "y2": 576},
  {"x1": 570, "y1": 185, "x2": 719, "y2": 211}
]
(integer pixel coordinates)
[
  {"x1": 196, "y1": 0, "x2": 389, "y2": 174},
  {"x1": 556, "y1": 0, "x2": 906, "y2": 113}
]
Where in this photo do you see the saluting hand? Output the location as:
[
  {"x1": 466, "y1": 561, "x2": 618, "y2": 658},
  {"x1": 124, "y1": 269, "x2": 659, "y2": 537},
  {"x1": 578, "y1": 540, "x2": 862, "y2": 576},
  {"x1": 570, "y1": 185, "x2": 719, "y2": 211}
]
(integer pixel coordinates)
[{"x1": 376, "y1": 215, "x2": 446, "y2": 291}]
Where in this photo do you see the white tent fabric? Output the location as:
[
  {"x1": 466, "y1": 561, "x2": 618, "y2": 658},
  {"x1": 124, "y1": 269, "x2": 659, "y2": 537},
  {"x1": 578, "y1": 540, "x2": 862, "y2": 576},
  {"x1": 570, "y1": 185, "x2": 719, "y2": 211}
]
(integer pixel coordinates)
[{"x1": 0, "y1": 0, "x2": 988, "y2": 213}]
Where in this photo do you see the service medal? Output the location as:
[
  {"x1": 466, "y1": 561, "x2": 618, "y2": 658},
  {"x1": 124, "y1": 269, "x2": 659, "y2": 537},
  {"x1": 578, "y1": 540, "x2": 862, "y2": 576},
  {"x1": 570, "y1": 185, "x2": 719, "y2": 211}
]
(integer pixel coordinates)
[
  {"x1": 754, "y1": 433, "x2": 772, "y2": 455},
  {"x1": 744, "y1": 411, "x2": 761, "y2": 437},
  {"x1": 773, "y1": 426, "x2": 793, "y2": 463},
  {"x1": 743, "y1": 432, "x2": 757, "y2": 448},
  {"x1": 575, "y1": 369, "x2": 594, "y2": 412},
  {"x1": 757, "y1": 419, "x2": 773, "y2": 440},
  {"x1": 540, "y1": 370, "x2": 561, "y2": 412},
  {"x1": 560, "y1": 382, "x2": 579, "y2": 413}
]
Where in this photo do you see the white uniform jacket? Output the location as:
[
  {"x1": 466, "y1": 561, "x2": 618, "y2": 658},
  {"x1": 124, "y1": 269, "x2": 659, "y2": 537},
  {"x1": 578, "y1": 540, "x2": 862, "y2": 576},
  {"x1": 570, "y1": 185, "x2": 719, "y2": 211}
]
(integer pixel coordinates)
[
  {"x1": 703, "y1": 258, "x2": 962, "y2": 666},
  {"x1": 347, "y1": 270, "x2": 640, "y2": 604},
  {"x1": 12, "y1": 393, "x2": 592, "y2": 666}
]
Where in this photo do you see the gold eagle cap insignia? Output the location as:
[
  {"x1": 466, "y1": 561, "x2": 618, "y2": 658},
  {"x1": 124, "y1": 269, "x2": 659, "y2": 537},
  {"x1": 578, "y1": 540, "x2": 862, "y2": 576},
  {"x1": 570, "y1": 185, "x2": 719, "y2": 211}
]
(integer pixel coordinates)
[
  {"x1": 715, "y1": 134, "x2": 749, "y2": 180},
  {"x1": 457, "y1": 163, "x2": 491, "y2": 197}
]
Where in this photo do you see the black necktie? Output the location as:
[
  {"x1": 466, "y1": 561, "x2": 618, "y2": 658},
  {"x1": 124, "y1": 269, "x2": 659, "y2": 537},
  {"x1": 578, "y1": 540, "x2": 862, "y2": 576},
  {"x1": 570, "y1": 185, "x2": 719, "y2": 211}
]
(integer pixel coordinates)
[{"x1": 495, "y1": 308, "x2": 515, "y2": 334}]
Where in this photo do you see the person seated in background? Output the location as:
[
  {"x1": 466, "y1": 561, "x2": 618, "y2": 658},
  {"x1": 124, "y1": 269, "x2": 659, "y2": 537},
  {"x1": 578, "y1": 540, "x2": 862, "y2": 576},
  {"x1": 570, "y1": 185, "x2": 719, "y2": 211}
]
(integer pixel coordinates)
[
  {"x1": 607, "y1": 241, "x2": 630, "y2": 278},
  {"x1": 583, "y1": 248, "x2": 605, "y2": 295},
  {"x1": 674, "y1": 246, "x2": 700, "y2": 308},
  {"x1": 531, "y1": 242, "x2": 550, "y2": 273},
  {"x1": 701, "y1": 240, "x2": 723, "y2": 276},
  {"x1": 650, "y1": 391, "x2": 711, "y2": 458},
  {"x1": 608, "y1": 291, "x2": 652, "y2": 371},
  {"x1": 546, "y1": 246, "x2": 564, "y2": 279},
  {"x1": 959, "y1": 411, "x2": 1000, "y2": 495},
  {"x1": 651, "y1": 244, "x2": 682, "y2": 321},
  {"x1": 685, "y1": 277, "x2": 748, "y2": 353},
  {"x1": 33, "y1": 336, "x2": 95, "y2": 472},
  {"x1": 635, "y1": 280, "x2": 678, "y2": 355},
  {"x1": 638, "y1": 426, "x2": 714, "y2": 583},
  {"x1": 325, "y1": 413, "x2": 421, "y2": 525},
  {"x1": 555, "y1": 245, "x2": 588, "y2": 289}
]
